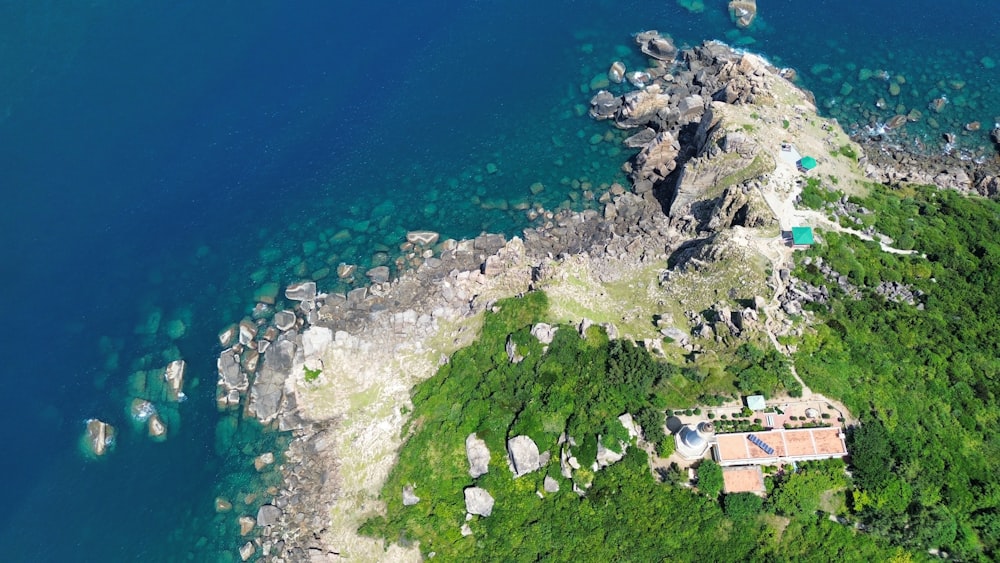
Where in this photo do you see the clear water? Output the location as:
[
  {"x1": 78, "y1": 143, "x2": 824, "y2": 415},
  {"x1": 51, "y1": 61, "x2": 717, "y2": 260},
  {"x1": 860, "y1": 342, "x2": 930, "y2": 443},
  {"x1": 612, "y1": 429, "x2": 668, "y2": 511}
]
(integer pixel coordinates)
[{"x1": 1, "y1": 1, "x2": 997, "y2": 560}]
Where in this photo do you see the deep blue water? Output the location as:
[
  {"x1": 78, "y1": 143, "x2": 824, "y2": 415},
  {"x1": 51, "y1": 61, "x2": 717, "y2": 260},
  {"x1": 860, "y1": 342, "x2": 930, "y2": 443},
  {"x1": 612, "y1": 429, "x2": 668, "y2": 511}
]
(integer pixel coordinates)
[{"x1": 1, "y1": 1, "x2": 997, "y2": 560}]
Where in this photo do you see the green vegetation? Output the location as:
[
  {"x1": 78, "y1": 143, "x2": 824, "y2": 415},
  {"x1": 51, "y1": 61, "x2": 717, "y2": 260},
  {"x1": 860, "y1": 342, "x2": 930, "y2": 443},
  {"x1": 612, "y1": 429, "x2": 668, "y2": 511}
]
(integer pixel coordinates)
[
  {"x1": 363, "y1": 291, "x2": 907, "y2": 560},
  {"x1": 798, "y1": 177, "x2": 841, "y2": 210},
  {"x1": 729, "y1": 342, "x2": 800, "y2": 398},
  {"x1": 303, "y1": 366, "x2": 321, "y2": 382},
  {"x1": 697, "y1": 459, "x2": 724, "y2": 498},
  {"x1": 830, "y1": 143, "x2": 858, "y2": 161},
  {"x1": 795, "y1": 184, "x2": 1000, "y2": 560},
  {"x1": 782, "y1": 119, "x2": 790, "y2": 129}
]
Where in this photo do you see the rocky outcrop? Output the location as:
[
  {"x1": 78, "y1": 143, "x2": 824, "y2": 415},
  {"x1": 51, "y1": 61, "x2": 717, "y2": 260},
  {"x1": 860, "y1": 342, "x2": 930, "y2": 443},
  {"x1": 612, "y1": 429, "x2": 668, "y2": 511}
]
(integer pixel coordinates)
[
  {"x1": 466, "y1": 433, "x2": 491, "y2": 478},
  {"x1": 464, "y1": 487, "x2": 495, "y2": 517},
  {"x1": 630, "y1": 131, "x2": 681, "y2": 195},
  {"x1": 507, "y1": 435, "x2": 541, "y2": 477},
  {"x1": 248, "y1": 336, "x2": 298, "y2": 424}
]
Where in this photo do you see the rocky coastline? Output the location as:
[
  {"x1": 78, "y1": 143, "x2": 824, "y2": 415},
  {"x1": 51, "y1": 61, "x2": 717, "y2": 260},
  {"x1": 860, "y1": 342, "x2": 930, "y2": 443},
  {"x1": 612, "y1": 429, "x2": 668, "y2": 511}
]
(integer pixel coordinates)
[{"x1": 210, "y1": 34, "x2": 998, "y2": 562}]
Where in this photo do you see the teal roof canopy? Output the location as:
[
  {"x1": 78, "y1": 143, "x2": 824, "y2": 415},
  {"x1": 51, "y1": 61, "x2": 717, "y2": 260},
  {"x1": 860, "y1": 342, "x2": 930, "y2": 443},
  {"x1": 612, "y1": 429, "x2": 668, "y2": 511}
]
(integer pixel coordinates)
[
  {"x1": 792, "y1": 226, "x2": 814, "y2": 246},
  {"x1": 746, "y1": 395, "x2": 766, "y2": 411},
  {"x1": 798, "y1": 156, "x2": 818, "y2": 170}
]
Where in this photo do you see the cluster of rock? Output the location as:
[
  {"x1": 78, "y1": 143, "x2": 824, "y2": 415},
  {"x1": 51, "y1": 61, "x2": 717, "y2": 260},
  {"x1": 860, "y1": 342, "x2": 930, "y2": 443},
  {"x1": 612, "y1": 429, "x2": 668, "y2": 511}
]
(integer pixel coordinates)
[
  {"x1": 591, "y1": 34, "x2": 780, "y2": 233},
  {"x1": 782, "y1": 255, "x2": 923, "y2": 318},
  {"x1": 858, "y1": 138, "x2": 1000, "y2": 198},
  {"x1": 83, "y1": 357, "x2": 189, "y2": 457}
]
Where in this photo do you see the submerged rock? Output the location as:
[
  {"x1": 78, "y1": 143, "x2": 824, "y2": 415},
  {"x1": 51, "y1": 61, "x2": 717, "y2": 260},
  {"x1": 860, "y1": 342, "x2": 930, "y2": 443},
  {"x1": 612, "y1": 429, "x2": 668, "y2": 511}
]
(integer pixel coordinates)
[
  {"x1": 406, "y1": 230, "x2": 440, "y2": 246},
  {"x1": 728, "y1": 0, "x2": 757, "y2": 28},
  {"x1": 254, "y1": 452, "x2": 275, "y2": 471},
  {"x1": 238, "y1": 516, "x2": 256, "y2": 536},
  {"x1": 215, "y1": 497, "x2": 233, "y2": 513}
]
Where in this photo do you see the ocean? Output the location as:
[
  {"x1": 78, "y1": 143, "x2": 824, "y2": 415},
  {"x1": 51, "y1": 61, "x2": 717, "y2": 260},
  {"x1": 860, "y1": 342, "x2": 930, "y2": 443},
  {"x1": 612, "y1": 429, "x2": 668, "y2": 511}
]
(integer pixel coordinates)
[{"x1": 1, "y1": 1, "x2": 997, "y2": 560}]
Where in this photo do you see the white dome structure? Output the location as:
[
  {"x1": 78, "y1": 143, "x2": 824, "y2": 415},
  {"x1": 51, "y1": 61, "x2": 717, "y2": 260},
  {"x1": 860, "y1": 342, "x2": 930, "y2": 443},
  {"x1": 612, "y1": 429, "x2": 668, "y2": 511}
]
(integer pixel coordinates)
[{"x1": 675, "y1": 421, "x2": 715, "y2": 460}]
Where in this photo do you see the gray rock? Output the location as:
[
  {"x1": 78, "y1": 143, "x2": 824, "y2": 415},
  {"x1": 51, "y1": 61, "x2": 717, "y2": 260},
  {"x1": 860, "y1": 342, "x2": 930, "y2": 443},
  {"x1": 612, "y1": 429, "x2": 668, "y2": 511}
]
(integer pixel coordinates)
[
  {"x1": 507, "y1": 435, "x2": 541, "y2": 477},
  {"x1": 635, "y1": 30, "x2": 676, "y2": 61},
  {"x1": 589, "y1": 90, "x2": 622, "y2": 120},
  {"x1": 302, "y1": 326, "x2": 332, "y2": 361},
  {"x1": 466, "y1": 433, "x2": 491, "y2": 478},
  {"x1": 256, "y1": 504, "x2": 282, "y2": 527},
  {"x1": 544, "y1": 475, "x2": 560, "y2": 493},
  {"x1": 347, "y1": 287, "x2": 368, "y2": 308},
  {"x1": 217, "y1": 349, "x2": 249, "y2": 393},
  {"x1": 624, "y1": 127, "x2": 658, "y2": 149},
  {"x1": 248, "y1": 338, "x2": 297, "y2": 423},
  {"x1": 402, "y1": 485, "x2": 420, "y2": 506},
  {"x1": 596, "y1": 439, "x2": 625, "y2": 468},
  {"x1": 285, "y1": 281, "x2": 317, "y2": 302},
  {"x1": 240, "y1": 542, "x2": 255, "y2": 561},
  {"x1": 274, "y1": 310, "x2": 297, "y2": 331},
  {"x1": 505, "y1": 335, "x2": 523, "y2": 364},
  {"x1": 530, "y1": 323, "x2": 557, "y2": 345},
  {"x1": 464, "y1": 486, "x2": 495, "y2": 517},
  {"x1": 366, "y1": 266, "x2": 390, "y2": 284}
]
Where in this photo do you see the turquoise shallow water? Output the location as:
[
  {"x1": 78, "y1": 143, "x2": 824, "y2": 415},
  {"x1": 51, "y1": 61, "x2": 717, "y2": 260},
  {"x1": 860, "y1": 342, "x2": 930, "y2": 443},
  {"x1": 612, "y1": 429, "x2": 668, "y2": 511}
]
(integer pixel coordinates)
[{"x1": 0, "y1": 1, "x2": 997, "y2": 560}]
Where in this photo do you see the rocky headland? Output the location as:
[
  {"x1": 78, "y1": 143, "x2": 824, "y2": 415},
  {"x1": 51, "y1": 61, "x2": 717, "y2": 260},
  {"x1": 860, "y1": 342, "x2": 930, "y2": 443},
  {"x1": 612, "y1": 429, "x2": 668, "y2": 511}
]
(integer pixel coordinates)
[{"x1": 207, "y1": 33, "x2": 996, "y2": 561}]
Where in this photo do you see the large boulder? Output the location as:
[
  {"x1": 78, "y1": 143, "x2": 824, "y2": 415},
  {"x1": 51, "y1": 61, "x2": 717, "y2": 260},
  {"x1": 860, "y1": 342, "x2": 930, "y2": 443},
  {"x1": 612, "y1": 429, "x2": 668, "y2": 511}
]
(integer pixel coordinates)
[
  {"x1": 589, "y1": 90, "x2": 622, "y2": 121},
  {"x1": 217, "y1": 348, "x2": 249, "y2": 394},
  {"x1": 530, "y1": 323, "x2": 557, "y2": 345},
  {"x1": 248, "y1": 338, "x2": 297, "y2": 423},
  {"x1": 256, "y1": 504, "x2": 282, "y2": 527},
  {"x1": 635, "y1": 30, "x2": 677, "y2": 61},
  {"x1": 507, "y1": 435, "x2": 541, "y2": 477},
  {"x1": 466, "y1": 433, "x2": 491, "y2": 478},
  {"x1": 273, "y1": 310, "x2": 297, "y2": 331},
  {"x1": 464, "y1": 487, "x2": 495, "y2": 517},
  {"x1": 84, "y1": 419, "x2": 115, "y2": 457}
]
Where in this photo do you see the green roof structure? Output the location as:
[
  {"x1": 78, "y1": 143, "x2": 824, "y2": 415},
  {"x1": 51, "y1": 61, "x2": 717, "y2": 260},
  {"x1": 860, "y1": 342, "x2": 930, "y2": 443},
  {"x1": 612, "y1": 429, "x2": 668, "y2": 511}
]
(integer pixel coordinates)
[
  {"x1": 791, "y1": 226, "x2": 814, "y2": 246},
  {"x1": 797, "y1": 156, "x2": 818, "y2": 170}
]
